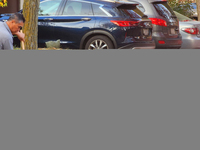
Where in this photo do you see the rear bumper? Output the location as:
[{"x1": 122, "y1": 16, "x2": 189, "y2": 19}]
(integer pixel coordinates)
[
  {"x1": 181, "y1": 35, "x2": 200, "y2": 49},
  {"x1": 153, "y1": 32, "x2": 182, "y2": 49},
  {"x1": 119, "y1": 40, "x2": 155, "y2": 49}
]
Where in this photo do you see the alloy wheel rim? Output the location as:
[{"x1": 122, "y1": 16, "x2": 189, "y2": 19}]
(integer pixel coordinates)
[{"x1": 88, "y1": 39, "x2": 109, "y2": 50}]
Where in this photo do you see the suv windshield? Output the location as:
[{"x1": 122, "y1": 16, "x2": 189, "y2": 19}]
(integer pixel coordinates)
[{"x1": 153, "y1": 2, "x2": 175, "y2": 20}]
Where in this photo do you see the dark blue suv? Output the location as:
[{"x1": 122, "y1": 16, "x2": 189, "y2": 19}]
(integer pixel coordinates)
[{"x1": 0, "y1": 0, "x2": 155, "y2": 49}]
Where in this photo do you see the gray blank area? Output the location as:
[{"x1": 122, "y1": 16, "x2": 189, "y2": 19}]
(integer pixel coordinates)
[{"x1": 0, "y1": 50, "x2": 199, "y2": 150}]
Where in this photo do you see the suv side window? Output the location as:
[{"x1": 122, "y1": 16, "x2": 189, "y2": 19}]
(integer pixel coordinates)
[
  {"x1": 63, "y1": 0, "x2": 93, "y2": 16},
  {"x1": 39, "y1": 0, "x2": 62, "y2": 16},
  {"x1": 102, "y1": 6, "x2": 119, "y2": 17},
  {"x1": 92, "y1": 4, "x2": 108, "y2": 16}
]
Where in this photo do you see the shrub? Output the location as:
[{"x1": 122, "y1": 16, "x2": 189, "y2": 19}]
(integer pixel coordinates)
[{"x1": 0, "y1": 0, "x2": 7, "y2": 7}]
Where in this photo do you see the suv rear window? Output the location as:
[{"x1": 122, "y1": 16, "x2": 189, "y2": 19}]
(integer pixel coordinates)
[
  {"x1": 117, "y1": 5, "x2": 144, "y2": 18},
  {"x1": 153, "y1": 2, "x2": 175, "y2": 19}
]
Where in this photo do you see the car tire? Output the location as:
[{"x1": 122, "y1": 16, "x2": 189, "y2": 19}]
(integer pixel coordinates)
[{"x1": 85, "y1": 35, "x2": 114, "y2": 50}]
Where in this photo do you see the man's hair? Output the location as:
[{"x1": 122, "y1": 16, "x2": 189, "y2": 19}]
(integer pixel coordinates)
[{"x1": 8, "y1": 12, "x2": 25, "y2": 23}]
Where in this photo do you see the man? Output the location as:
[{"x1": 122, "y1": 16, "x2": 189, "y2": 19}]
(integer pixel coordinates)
[{"x1": 0, "y1": 12, "x2": 25, "y2": 50}]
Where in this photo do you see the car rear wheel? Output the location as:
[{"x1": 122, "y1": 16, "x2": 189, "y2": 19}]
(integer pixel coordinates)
[{"x1": 85, "y1": 35, "x2": 114, "y2": 50}]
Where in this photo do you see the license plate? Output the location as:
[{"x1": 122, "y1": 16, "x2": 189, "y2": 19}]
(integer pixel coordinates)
[
  {"x1": 170, "y1": 28, "x2": 175, "y2": 34},
  {"x1": 143, "y1": 29, "x2": 149, "y2": 35}
]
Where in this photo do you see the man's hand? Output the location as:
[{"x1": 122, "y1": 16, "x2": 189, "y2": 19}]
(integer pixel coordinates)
[{"x1": 14, "y1": 31, "x2": 25, "y2": 42}]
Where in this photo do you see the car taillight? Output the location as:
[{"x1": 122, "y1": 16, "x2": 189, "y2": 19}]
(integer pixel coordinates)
[
  {"x1": 110, "y1": 20, "x2": 139, "y2": 27},
  {"x1": 158, "y1": 40, "x2": 165, "y2": 44},
  {"x1": 182, "y1": 28, "x2": 199, "y2": 35},
  {"x1": 149, "y1": 18, "x2": 167, "y2": 27}
]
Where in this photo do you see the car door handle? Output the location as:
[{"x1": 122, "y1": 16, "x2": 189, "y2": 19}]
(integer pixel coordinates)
[
  {"x1": 81, "y1": 18, "x2": 91, "y2": 21},
  {"x1": 43, "y1": 18, "x2": 53, "y2": 21}
]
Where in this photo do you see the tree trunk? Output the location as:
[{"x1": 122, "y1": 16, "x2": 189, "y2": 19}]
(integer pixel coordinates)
[
  {"x1": 22, "y1": 0, "x2": 40, "y2": 49},
  {"x1": 197, "y1": 0, "x2": 200, "y2": 21}
]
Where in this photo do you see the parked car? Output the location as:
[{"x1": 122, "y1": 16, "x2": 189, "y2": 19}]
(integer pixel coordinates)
[
  {"x1": 116, "y1": 0, "x2": 182, "y2": 49},
  {"x1": 190, "y1": 3, "x2": 197, "y2": 20},
  {"x1": 0, "y1": 0, "x2": 155, "y2": 49},
  {"x1": 174, "y1": 11, "x2": 200, "y2": 49}
]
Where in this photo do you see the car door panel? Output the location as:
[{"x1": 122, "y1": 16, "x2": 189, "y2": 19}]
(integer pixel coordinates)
[
  {"x1": 38, "y1": 16, "x2": 57, "y2": 44},
  {"x1": 52, "y1": 0, "x2": 96, "y2": 49},
  {"x1": 38, "y1": 0, "x2": 63, "y2": 46},
  {"x1": 52, "y1": 16, "x2": 96, "y2": 48}
]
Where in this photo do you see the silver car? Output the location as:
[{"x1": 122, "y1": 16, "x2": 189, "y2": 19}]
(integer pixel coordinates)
[{"x1": 174, "y1": 11, "x2": 200, "y2": 49}]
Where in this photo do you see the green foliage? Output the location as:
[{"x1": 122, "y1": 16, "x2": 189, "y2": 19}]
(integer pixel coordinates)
[
  {"x1": 0, "y1": 0, "x2": 7, "y2": 7},
  {"x1": 168, "y1": 0, "x2": 194, "y2": 17}
]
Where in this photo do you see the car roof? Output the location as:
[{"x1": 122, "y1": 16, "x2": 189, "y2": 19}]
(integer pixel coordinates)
[
  {"x1": 113, "y1": 0, "x2": 167, "y2": 3},
  {"x1": 65, "y1": 0, "x2": 139, "y2": 8},
  {"x1": 85, "y1": 0, "x2": 137, "y2": 4},
  {"x1": 40, "y1": 0, "x2": 138, "y2": 6}
]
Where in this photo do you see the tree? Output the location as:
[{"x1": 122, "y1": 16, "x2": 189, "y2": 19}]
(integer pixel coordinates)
[
  {"x1": 197, "y1": 0, "x2": 200, "y2": 21},
  {"x1": 22, "y1": 0, "x2": 40, "y2": 49},
  {"x1": 168, "y1": 0, "x2": 194, "y2": 17},
  {"x1": 0, "y1": 0, "x2": 7, "y2": 7}
]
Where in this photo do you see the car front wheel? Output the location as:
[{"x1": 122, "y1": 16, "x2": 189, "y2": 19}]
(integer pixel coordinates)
[{"x1": 85, "y1": 35, "x2": 114, "y2": 50}]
